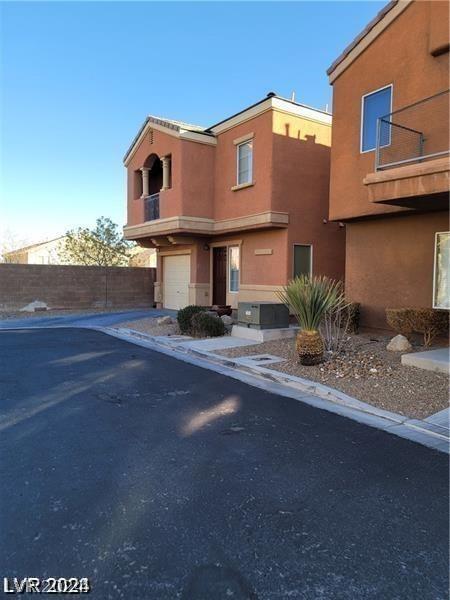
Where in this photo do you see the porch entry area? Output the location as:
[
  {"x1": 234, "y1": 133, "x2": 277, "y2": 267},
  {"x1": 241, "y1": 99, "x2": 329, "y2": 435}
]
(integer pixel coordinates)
[{"x1": 212, "y1": 244, "x2": 240, "y2": 306}]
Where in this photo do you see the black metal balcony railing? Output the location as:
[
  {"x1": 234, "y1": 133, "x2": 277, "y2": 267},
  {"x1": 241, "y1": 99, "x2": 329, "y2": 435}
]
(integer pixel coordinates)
[
  {"x1": 144, "y1": 193, "x2": 160, "y2": 221},
  {"x1": 376, "y1": 89, "x2": 450, "y2": 170}
]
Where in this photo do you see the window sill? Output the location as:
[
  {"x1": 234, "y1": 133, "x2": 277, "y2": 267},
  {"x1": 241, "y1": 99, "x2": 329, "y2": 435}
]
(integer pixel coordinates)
[{"x1": 231, "y1": 182, "x2": 254, "y2": 192}]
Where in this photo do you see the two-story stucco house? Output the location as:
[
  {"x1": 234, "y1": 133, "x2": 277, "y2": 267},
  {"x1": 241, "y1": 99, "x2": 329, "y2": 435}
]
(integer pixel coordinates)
[
  {"x1": 328, "y1": 0, "x2": 449, "y2": 329},
  {"x1": 123, "y1": 93, "x2": 345, "y2": 310}
]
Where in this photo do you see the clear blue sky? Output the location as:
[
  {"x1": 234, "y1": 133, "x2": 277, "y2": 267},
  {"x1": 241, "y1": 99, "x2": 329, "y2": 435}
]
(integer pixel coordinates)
[{"x1": 0, "y1": 1, "x2": 385, "y2": 244}]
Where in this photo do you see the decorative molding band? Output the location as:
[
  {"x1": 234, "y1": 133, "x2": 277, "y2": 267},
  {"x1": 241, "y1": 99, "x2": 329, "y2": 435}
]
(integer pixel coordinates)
[
  {"x1": 239, "y1": 284, "x2": 283, "y2": 291},
  {"x1": 233, "y1": 132, "x2": 254, "y2": 146},
  {"x1": 231, "y1": 182, "x2": 255, "y2": 192},
  {"x1": 124, "y1": 121, "x2": 216, "y2": 166},
  {"x1": 158, "y1": 249, "x2": 192, "y2": 257},
  {"x1": 123, "y1": 211, "x2": 289, "y2": 240}
]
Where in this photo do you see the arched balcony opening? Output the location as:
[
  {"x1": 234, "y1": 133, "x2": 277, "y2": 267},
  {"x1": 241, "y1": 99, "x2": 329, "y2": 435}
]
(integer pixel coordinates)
[
  {"x1": 141, "y1": 153, "x2": 162, "y2": 221},
  {"x1": 139, "y1": 154, "x2": 171, "y2": 221}
]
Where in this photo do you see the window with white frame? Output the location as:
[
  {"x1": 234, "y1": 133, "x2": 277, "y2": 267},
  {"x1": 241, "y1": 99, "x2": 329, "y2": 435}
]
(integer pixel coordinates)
[
  {"x1": 433, "y1": 232, "x2": 450, "y2": 309},
  {"x1": 229, "y1": 246, "x2": 240, "y2": 292},
  {"x1": 237, "y1": 140, "x2": 253, "y2": 185},
  {"x1": 361, "y1": 85, "x2": 392, "y2": 152},
  {"x1": 293, "y1": 244, "x2": 312, "y2": 278}
]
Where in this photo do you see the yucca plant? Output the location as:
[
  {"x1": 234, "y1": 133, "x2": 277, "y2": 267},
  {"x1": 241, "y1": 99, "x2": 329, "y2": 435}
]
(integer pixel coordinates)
[{"x1": 277, "y1": 275, "x2": 346, "y2": 365}]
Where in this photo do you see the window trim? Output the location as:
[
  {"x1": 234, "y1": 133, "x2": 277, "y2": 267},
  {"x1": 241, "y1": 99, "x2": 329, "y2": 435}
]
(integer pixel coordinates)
[
  {"x1": 432, "y1": 231, "x2": 450, "y2": 310},
  {"x1": 360, "y1": 83, "x2": 393, "y2": 154},
  {"x1": 292, "y1": 243, "x2": 313, "y2": 279},
  {"x1": 228, "y1": 245, "x2": 240, "y2": 293},
  {"x1": 236, "y1": 140, "x2": 253, "y2": 186}
]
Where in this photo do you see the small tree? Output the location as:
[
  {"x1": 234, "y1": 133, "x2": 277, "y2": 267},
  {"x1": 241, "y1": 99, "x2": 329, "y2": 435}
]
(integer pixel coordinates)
[{"x1": 60, "y1": 217, "x2": 132, "y2": 266}]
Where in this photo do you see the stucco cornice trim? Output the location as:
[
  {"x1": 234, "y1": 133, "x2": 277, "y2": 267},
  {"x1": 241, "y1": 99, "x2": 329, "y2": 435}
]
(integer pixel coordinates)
[
  {"x1": 208, "y1": 97, "x2": 331, "y2": 135},
  {"x1": 327, "y1": 0, "x2": 413, "y2": 84},
  {"x1": 123, "y1": 211, "x2": 289, "y2": 240},
  {"x1": 124, "y1": 119, "x2": 216, "y2": 166}
]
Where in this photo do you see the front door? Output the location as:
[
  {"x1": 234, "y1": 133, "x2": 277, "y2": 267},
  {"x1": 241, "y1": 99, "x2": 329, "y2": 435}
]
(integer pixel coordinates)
[{"x1": 212, "y1": 247, "x2": 227, "y2": 305}]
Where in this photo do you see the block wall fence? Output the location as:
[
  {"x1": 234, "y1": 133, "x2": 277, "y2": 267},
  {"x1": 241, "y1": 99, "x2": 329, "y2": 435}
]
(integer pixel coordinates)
[{"x1": 0, "y1": 264, "x2": 155, "y2": 310}]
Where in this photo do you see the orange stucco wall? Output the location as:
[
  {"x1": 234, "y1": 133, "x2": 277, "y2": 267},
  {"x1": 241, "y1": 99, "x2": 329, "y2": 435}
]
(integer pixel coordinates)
[
  {"x1": 271, "y1": 111, "x2": 345, "y2": 282},
  {"x1": 329, "y1": 0, "x2": 449, "y2": 221},
  {"x1": 126, "y1": 101, "x2": 346, "y2": 308},
  {"x1": 213, "y1": 111, "x2": 273, "y2": 221},
  {"x1": 126, "y1": 127, "x2": 215, "y2": 226},
  {"x1": 345, "y1": 211, "x2": 449, "y2": 330}
]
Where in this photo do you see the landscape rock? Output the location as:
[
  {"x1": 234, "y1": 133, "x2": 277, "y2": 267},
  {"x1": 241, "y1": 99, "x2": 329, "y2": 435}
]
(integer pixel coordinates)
[
  {"x1": 221, "y1": 315, "x2": 234, "y2": 326},
  {"x1": 386, "y1": 334, "x2": 412, "y2": 353},
  {"x1": 20, "y1": 300, "x2": 48, "y2": 313},
  {"x1": 157, "y1": 316, "x2": 173, "y2": 325}
]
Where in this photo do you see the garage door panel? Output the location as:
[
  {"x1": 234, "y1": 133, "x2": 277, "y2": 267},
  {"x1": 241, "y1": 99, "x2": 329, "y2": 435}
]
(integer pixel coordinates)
[{"x1": 163, "y1": 255, "x2": 190, "y2": 310}]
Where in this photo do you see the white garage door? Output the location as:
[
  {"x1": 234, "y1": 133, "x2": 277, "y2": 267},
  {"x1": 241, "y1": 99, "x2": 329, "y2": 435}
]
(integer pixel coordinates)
[{"x1": 163, "y1": 254, "x2": 190, "y2": 310}]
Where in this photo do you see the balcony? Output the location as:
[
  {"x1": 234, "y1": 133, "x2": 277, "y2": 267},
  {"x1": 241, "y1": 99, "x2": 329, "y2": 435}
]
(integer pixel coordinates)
[
  {"x1": 123, "y1": 210, "x2": 289, "y2": 243},
  {"x1": 364, "y1": 90, "x2": 450, "y2": 208},
  {"x1": 144, "y1": 193, "x2": 160, "y2": 221}
]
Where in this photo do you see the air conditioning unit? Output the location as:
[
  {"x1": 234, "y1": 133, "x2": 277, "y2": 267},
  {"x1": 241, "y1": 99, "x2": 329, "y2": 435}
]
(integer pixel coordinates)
[{"x1": 237, "y1": 302, "x2": 289, "y2": 330}]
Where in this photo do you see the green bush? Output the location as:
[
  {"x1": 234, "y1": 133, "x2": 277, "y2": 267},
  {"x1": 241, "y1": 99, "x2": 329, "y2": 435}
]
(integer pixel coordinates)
[
  {"x1": 386, "y1": 307, "x2": 449, "y2": 347},
  {"x1": 177, "y1": 305, "x2": 206, "y2": 334},
  {"x1": 191, "y1": 312, "x2": 225, "y2": 338}
]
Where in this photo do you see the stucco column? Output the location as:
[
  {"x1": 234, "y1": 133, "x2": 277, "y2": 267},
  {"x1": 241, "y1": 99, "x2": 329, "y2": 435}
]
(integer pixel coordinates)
[
  {"x1": 140, "y1": 167, "x2": 150, "y2": 197},
  {"x1": 161, "y1": 156, "x2": 171, "y2": 191}
]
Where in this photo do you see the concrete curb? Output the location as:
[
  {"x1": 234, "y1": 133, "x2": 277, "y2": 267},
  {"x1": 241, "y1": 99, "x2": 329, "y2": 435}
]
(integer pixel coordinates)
[{"x1": 103, "y1": 327, "x2": 449, "y2": 454}]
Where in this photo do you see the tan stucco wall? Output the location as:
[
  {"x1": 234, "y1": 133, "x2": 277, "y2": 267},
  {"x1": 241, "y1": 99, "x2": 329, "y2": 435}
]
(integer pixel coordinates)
[
  {"x1": 329, "y1": 0, "x2": 449, "y2": 221},
  {"x1": 345, "y1": 210, "x2": 449, "y2": 329}
]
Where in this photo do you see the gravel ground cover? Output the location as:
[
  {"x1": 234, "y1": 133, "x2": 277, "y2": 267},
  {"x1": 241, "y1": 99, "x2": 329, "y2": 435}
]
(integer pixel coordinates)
[
  {"x1": 117, "y1": 316, "x2": 181, "y2": 337},
  {"x1": 216, "y1": 333, "x2": 449, "y2": 419}
]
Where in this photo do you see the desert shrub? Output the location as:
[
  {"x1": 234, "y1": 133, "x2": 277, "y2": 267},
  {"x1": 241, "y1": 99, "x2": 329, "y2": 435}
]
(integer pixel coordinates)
[
  {"x1": 322, "y1": 304, "x2": 350, "y2": 355},
  {"x1": 386, "y1": 308, "x2": 414, "y2": 337},
  {"x1": 407, "y1": 308, "x2": 449, "y2": 347},
  {"x1": 343, "y1": 302, "x2": 360, "y2": 334},
  {"x1": 386, "y1": 307, "x2": 449, "y2": 347},
  {"x1": 177, "y1": 305, "x2": 206, "y2": 334},
  {"x1": 190, "y1": 312, "x2": 225, "y2": 338}
]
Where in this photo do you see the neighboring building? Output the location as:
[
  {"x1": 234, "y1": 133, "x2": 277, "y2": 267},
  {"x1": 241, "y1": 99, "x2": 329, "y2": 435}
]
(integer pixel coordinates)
[
  {"x1": 3, "y1": 236, "x2": 156, "y2": 268},
  {"x1": 123, "y1": 94, "x2": 345, "y2": 310},
  {"x1": 327, "y1": 0, "x2": 449, "y2": 329},
  {"x1": 3, "y1": 237, "x2": 66, "y2": 264}
]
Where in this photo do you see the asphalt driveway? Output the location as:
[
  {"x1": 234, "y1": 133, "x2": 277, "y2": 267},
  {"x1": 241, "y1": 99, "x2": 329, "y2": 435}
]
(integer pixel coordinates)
[{"x1": 0, "y1": 328, "x2": 448, "y2": 599}]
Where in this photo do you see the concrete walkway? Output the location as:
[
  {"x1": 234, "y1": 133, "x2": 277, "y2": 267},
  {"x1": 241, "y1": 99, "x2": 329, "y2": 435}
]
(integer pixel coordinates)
[{"x1": 402, "y1": 347, "x2": 449, "y2": 374}]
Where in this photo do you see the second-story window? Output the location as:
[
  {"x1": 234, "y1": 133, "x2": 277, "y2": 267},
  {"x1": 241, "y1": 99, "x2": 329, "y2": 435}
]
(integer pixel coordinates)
[
  {"x1": 237, "y1": 140, "x2": 253, "y2": 185},
  {"x1": 361, "y1": 85, "x2": 392, "y2": 152}
]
